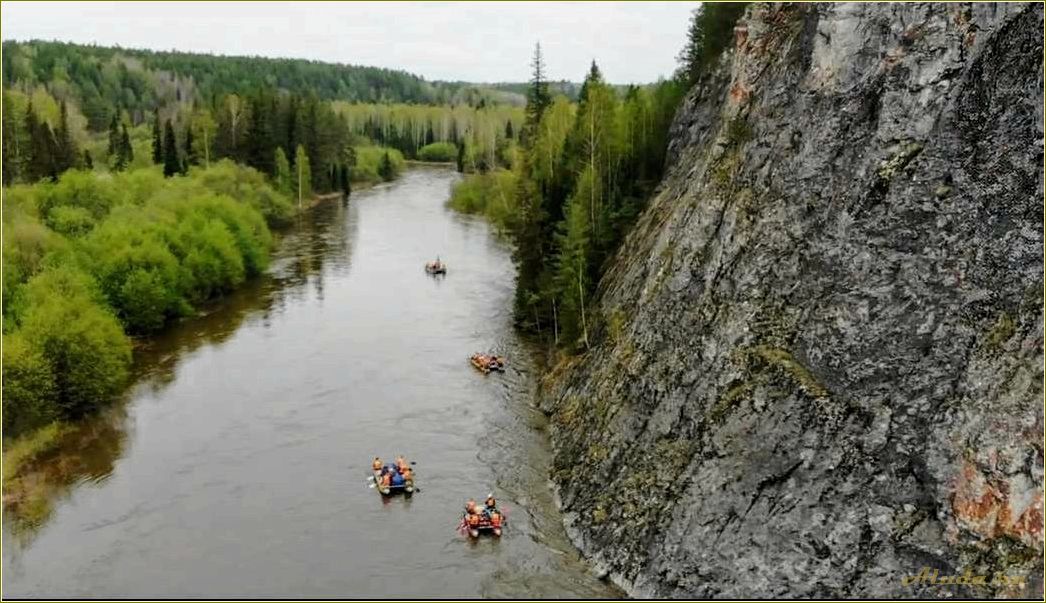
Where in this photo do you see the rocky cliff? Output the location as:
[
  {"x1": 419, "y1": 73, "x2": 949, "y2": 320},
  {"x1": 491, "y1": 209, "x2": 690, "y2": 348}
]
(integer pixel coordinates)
[{"x1": 540, "y1": 3, "x2": 1044, "y2": 598}]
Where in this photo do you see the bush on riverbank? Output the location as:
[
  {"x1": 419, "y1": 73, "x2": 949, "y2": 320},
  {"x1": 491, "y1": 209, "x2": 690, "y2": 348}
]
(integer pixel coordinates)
[
  {"x1": 417, "y1": 141, "x2": 457, "y2": 162},
  {"x1": 2, "y1": 163, "x2": 291, "y2": 438},
  {"x1": 447, "y1": 168, "x2": 518, "y2": 232},
  {"x1": 351, "y1": 146, "x2": 405, "y2": 183}
]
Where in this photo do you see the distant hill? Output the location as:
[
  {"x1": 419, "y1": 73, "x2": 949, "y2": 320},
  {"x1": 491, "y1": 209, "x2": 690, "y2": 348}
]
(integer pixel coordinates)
[
  {"x1": 1, "y1": 40, "x2": 531, "y2": 129},
  {"x1": 1, "y1": 40, "x2": 640, "y2": 132}
]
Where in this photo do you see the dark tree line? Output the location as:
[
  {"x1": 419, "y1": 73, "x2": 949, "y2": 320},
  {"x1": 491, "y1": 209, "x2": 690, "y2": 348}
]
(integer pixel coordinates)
[
  {"x1": 2, "y1": 98, "x2": 82, "y2": 185},
  {"x1": 3, "y1": 39, "x2": 528, "y2": 132}
]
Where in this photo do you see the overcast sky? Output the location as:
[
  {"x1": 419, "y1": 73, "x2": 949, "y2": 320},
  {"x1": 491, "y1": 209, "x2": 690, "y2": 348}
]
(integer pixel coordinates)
[{"x1": 2, "y1": 1, "x2": 698, "y2": 83}]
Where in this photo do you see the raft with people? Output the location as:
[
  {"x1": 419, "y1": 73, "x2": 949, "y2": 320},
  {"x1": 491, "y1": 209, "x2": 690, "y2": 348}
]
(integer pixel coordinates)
[
  {"x1": 470, "y1": 353, "x2": 506, "y2": 374},
  {"x1": 425, "y1": 257, "x2": 447, "y2": 275},
  {"x1": 370, "y1": 456, "x2": 415, "y2": 496},
  {"x1": 458, "y1": 494, "x2": 505, "y2": 538}
]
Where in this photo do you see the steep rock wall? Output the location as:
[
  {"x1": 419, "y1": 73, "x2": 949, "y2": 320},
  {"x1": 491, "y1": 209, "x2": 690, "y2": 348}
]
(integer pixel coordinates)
[{"x1": 540, "y1": 3, "x2": 1044, "y2": 598}]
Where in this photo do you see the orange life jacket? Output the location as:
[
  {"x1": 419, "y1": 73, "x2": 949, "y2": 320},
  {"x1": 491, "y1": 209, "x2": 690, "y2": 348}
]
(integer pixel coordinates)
[
  {"x1": 402, "y1": 467, "x2": 412, "y2": 480},
  {"x1": 380, "y1": 473, "x2": 391, "y2": 487},
  {"x1": 490, "y1": 512, "x2": 502, "y2": 527},
  {"x1": 468, "y1": 513, "x2": 480, "y2": 526}
]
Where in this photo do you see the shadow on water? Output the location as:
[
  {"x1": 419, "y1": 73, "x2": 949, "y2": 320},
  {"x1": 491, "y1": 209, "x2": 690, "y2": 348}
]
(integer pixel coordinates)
[{"x1": 2, "y1": 199, "x2": 358, "y2": 542}]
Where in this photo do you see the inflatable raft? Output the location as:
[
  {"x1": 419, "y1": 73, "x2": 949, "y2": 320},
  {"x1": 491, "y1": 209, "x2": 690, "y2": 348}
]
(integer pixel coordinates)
[
  {"x1": 374, "y1": 463, "x2": 415, "y2": 496},
  {"x1": 470, "y1": 354, "x2": 505, "y2": 374}
]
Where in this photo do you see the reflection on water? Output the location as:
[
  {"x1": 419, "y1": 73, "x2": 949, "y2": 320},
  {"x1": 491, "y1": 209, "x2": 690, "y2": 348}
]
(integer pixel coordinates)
[
  {"x1": 3, "y1": 200, "x2": 356, "y2": 542},
  {"x1": 132, "y1": 199, "x2": 358, "y2": 398},
  {"x1": 2, "y1": 168, "x2": 618, "y2": 598}
]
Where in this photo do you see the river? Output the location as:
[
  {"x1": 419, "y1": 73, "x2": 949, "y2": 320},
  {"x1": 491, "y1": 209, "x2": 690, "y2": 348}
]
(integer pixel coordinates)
[{"x1": 1, "y1": 166, "x2": 620, "y2": 599}]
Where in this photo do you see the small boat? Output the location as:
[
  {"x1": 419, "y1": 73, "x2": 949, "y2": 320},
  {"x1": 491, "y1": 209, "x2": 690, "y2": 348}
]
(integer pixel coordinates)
[
  {"x1": 373, "y1": 463, "x2": 415, "y2": 496},
  {"x1": 425, "y1": 261, "x2": 447, "y2": 275},
  {"x1": 470, "y1": 353, "x2": 506, "y2": 374},
  {"x1": 459, "y1": 508, "x2": 505, "y2": 538}
]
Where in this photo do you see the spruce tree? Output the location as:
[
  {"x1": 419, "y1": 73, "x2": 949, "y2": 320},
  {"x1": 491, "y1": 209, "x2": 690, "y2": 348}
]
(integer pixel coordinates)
[
  {"x1": 340, "y1": 163, "x2": 351, "y2": 197},
  {"x1": 152, "y1": 111, "x2": 163, "y2": 164},
  {"x1": 24, "y1": 102, "x2": 52, "y2": 182},
  {"x1": 523, "y1": 42, "x2": 552, "y2": 139},
  {"x1": 456, "y1": 141, "x2": 466, "y2": 173},
  {"x1": 2, "y1": 99, "x2": 19, "y2": 185},
  {"x1": 184, "y1": 126, "x2": 195, "y2": 165},
  {"x1": 115, "y1": 123, "x2": 133, "y2": 171},
  {"x1": 505, "y1": 120, "x2": 514, "y2": 140},
  {"x1": 82, "y1": 149, "x2": 93, "y2": 170},
  {"x1": 107, "y1": 113, "x2": 120, "y2": 158},
  {"x1": 676, "y1": 3, "x2": 749, "y2": 84},
  {"x1": 162, "y1": 119, "x2": 180, "y2": 177},
  {"x1": 378, "y1": 151, "x2": 395, "y2": 182},
  {"x1": 55, "y1": 100, "x2": 78, "y2": 173}
]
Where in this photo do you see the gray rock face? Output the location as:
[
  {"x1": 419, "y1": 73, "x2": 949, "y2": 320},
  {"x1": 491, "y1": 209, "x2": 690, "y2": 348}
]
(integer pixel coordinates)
[{"x1": 540, "y1": 3, "x2": 1043, "y2": 598}]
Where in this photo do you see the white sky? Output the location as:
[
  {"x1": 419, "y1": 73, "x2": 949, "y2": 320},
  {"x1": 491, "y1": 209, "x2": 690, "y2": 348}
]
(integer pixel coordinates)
[{"x1": 1, "y1": 1, "x2": 698, "y2": 84}]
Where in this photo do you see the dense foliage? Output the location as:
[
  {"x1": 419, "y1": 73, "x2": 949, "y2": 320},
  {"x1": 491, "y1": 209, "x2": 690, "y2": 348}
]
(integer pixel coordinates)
[
  {"x1": 1, "y1": 40, "x2": 521, "y2": 129},
  {"x1": 2, "y1": 164, "x2": 291, "y2": 436},
  {"x1": 416, "y1": 141, "x2": 458, "y2": 163},
  {"x1": 451, "y1": 2, "x2": 751, "y2": 352},
  {"x1": 449, "y1": 47, "x2": 686, "y2": 350}
]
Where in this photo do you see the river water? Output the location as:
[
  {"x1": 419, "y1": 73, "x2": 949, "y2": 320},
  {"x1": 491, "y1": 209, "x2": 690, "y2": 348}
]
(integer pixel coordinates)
[{"x1": 2, "y1": 166, "x2": 619, "y2": 598}]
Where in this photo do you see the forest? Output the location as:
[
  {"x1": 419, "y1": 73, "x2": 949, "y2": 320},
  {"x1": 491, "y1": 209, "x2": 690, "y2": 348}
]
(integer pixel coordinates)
[
  {"x1": 2, "y1": 40, "x2": 528, "y2": 127},
  {"x1": 0, "y1": 45, "x2": 522, "y2": 442},
  {"x1": 0, "y1": 2, "x2": 745, "y2": 446},
  {"x1": 449, "y1": 2, "x2": 748, "y2": 350}
]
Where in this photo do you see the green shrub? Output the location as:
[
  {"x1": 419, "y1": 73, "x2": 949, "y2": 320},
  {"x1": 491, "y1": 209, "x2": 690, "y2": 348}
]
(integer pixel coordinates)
[
  {"x1": 448, "y1": 169, "x2": 518, "y2": 232},
  {"x1": 16, "y1": 267, "x2": 132, "y2": 420},
  {"x1": 1, "y1": 164, "x2": 284, "y2": 438},
  {"x1": 1, "y1": 333, "x2": 58, "y2": 434},
  {"x1": 45, "y1": 205, "x2": 96, "y2": 237},
  {"x1": 417, "y1": 141, "x2": 457, "y2": 162},
  {"x1": 38, "y1": 169, "x2": 122, "y2": 222},
  {"x1": 188, "y1": 160, "x2": 296, "y2": 226},
  {"x1": 351, "y1": 146, "x2": 405, "y2": 183}
]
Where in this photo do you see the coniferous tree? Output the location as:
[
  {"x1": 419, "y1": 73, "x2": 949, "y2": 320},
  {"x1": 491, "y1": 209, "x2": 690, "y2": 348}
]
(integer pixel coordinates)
[
  {"x1": 340, "y1": 163, "x2": 351, "y2": 197},
  {"x1": 245, "y1": 92, "x2": 275, "y2": 174},
  {"x1": 184, "y1": 126, "x2": 196, "y2": 165},
  {"x1": 115, "y1": 123, "x2": 133, "y2": 171},
  {"x1": 523, "y1": 42, "x2": 552, "y2": 140},
  {"x1": 456, "y1": 141, "x2": 466, "y2": 173},
  {"x1": 107, "y1": 113, "x2": 120, "y2": 158},
  {"x1": 2, "y1": 97, "x2": 20, "y2": 185},
  {"x1": 285, "y1": 95, "x2": 300, "y2": 157},
  {"x1": 505, "y1": 120, "x2": 514, "y2": 140},
  {"x1": 162, "y1": 119, "x2": 180, "y2": 177},
  {"x1": 378, "y1": 151, "x2": 395, "y2": 182},
  {"x1": 25, "y1": 102, "x2": 55, "y2": 182},
  {"x1": 152, "y1": 111, "x2": 163, "y2": 164},
  {"x1": 55, "y1": 100, "x2": 79, "y2": 173},
  {"x1": 82, "y1": 149, "x2": 93, "y2": 170},
  {"x1": 676, "y1": 3, "x2": 749, "y2": 84}
]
